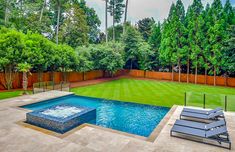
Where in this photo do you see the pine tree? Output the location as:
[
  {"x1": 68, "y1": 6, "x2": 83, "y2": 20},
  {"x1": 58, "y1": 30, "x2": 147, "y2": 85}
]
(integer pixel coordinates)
[
  {"x1": 171, "y1": 0, "x2": 187, "y2": 82},
  {"x1": 207, "y1": 0, "x2": 227, "y2": 86},
  {"x1": 186, "y1": 0, "x2": 204, "y2": 84},
  {"x1": 108, "y1": 0, "x2": 125, "y2": 41},
  {"x1": 122, "y1": 25, "x2": 142, "y2": 69},
  {"x1": 59, "y1": 5, "x2": 89, "y2": 48},
  {"x1": 160, "y1": 4, "x2": 176, "y2": 81},
  {"x1": 148, "y1": 22, "x2": 161, "y2": 68},
  {"x1": 137, "y1": 17, "x2": 155, "y2": 41},
  {"x1": 223, "y1": 0, "x2": 235, "y2": 25},
  {"x1": 201, "y1": 3, "x2": 212, "y2": 84},
  {"x1": 223, "y1": 25, "x2": 235, "y2": 76}
]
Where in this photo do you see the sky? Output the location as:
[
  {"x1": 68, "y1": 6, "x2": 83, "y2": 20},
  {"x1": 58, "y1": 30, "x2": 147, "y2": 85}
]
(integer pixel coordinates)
[{"x1": 86, "y1": 0, "x2": 235, "y2": 31}]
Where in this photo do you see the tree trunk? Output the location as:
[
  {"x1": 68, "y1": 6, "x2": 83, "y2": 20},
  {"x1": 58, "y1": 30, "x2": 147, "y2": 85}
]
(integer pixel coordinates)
[
  {"x1": 4, "y1": 1, "x2": 8, "y2": 25},
  {"x1": 213, "y1": 66, "x2": 216, "y2": 86},
  {"x1": 112, "y1": 0, "x2": 115, "y2": 41},
  {"x1": 22, "y1": 72, "x2": 28, "y2": 94},
  {"x1": 105, "y1": 0, "x2": 108, "y2": 43},
  {"x1": 56, "y1": 1, "x2": 61, "y2": 45},
  {"x1": 39, "y1": 0, "x2": 46, "y2": 22},
  {"x1": 187, "y1": 57, "x2": 189, "y2": 83},
  {"x1": 4, "y1": 65, "x2": 14, "y2": 90},
  {"x1": 171, "y1": 65, "x2": 174, "y2": 81},
  {"x1": 112, "y1": 18, "x2": 115, "y2": 41},
  {"x1": 123, "y1": 0, "x2": 129, "y2": 34},
  {"x1": 178, "y1": 59, "x2": 181, "y2": 82}
]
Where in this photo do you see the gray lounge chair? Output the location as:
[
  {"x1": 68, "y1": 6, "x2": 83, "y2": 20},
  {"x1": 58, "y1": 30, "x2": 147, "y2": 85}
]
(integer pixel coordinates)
[
  {"x1": 174, "y1": 119, "x2": 226, "y2": 130},
  {"x1": 183, "y1": 107, "x2": 222, "y2": 115},
  {"x1": 180, "y1": 110, "x2": 224, "y2": 120},
  {"x1": 170, "y1": 124, "x2": 231, "y2": 149}
]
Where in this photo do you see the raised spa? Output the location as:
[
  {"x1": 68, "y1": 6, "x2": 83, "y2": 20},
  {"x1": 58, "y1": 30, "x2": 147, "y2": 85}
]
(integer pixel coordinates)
[{"x1": 26, "y1": 104, "x2": 96, "y2": 133}]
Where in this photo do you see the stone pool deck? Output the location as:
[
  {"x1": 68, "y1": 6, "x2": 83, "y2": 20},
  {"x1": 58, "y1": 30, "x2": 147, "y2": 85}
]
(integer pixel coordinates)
[{"x1": 0, "y1": 91, "x2": 234, "y2": 152}]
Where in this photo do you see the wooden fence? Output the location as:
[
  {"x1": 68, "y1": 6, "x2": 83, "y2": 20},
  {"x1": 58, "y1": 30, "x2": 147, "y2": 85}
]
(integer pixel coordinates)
[
  {"x1": 0, "y1": 69, "x2": 235, "y2": 90},
  {"x1": 0, "y1": 70, "x2": 104, "y2": 90},
  {"x1": 125, "y1": 70, "x2": 235, "y2": 87}
]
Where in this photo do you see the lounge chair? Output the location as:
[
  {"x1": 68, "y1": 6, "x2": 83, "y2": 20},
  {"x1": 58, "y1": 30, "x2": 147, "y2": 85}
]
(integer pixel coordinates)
[
  {"x1": 180, "y1": 110, "x2": 224, "y2": 120},
  {"x1": 170, "y1": 124, "x2": 231, "y2": 149},
  {"x1": 174, "y1": 119, "x2": 226, "y2": 130},
  {"x1": 183, "y1": 107, "x2": 222, "y2": 115}
]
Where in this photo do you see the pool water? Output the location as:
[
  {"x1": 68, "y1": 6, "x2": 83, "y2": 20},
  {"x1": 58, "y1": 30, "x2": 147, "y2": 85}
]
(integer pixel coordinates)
[
  {"x1": 22, "y1": 95, "x2": 169, "y2": 137},
  {"x1": 40, "y1": 105, "x2": 84, "y2": 119}
]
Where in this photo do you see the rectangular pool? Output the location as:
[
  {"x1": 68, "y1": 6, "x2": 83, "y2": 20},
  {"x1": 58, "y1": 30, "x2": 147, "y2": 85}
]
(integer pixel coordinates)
[{"x1": 22, "y1": 95, "x2": 169, "y2": 137}]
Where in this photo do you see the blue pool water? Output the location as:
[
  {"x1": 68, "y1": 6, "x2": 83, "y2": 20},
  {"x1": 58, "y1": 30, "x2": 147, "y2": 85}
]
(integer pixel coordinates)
[{"x1": 22, "y1": 95, "x2": 169, "y2": 137}]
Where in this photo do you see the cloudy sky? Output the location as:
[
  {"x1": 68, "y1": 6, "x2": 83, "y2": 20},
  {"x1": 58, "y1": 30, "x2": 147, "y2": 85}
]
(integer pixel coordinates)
[{"x1": 86, "y1": 0, "x2": 235, "y2": 31}]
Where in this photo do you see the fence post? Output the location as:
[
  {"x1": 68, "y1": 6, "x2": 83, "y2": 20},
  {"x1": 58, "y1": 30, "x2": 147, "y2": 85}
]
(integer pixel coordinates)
[
  {"x1": 203, "y1": 94, "x2": 206, "y2": 109},
  {"x1": 61, "y1": 82, "x2": 63, "y2": 91},
  {"x1": 225, "y1": 95, "x2": 227, "y2": 112},
  {"x1": 43, "y1": 82, "x2": 45, "y2": 92},
  {"x1": 33, "y1": 84, "x2": 34, "y2": 94},
  {"x1": 184, "y1": 92, "x2": 187, "y2": 106}
]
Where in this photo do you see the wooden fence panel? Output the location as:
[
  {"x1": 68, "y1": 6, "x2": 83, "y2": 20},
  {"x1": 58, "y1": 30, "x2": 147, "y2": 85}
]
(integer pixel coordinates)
[
  {"x1": 128, "y1": 70, "x2": 145, "y2": 77},
  {"x1": 68, "y1": 72, "x2": 83, "y2": 82},
  {"x1": 228, "y1": 78, "x2": 235, "y2": 87},
  {"x1": 43, "y1": 73, "x2": 51, "y2": 82},
  {"x1": 54, "y1": 72, "x2": 62, "y2": 84},
  {"x1": 146, "y1": 71, "x2": 163, "y2": 79},
  {"x1": 85, "y1": 70, "x2": 104, "y2": 80},
  {"x1": 216, "y1": 77, "x2": 226, "y2": 86},
  {"x1": 197, "y1": 75, "x2": 205, "y2": 84},
  {"x1": 1, "y1": 70, "x2": 235, "y2": 91}
]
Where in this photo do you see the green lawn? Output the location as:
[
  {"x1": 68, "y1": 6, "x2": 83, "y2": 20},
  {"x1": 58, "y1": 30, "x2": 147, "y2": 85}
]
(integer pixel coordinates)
[
  {"x1": 0, "y1": 91, "x2": 31, "y2": 100},
  {"x1": 71, "y1": 78, "x2": 235, "y2": 111}
]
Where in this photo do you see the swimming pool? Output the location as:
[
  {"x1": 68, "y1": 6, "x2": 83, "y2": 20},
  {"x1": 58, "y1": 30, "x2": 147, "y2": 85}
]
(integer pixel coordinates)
[{"x1": 22, "y1": 95, "x2": 169, "y2": 137}]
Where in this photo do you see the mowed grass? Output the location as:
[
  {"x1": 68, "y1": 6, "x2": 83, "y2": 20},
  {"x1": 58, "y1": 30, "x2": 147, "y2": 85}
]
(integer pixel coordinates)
[
  {"x1": 0, "y1": 90, "x2": 32, "y2": 100},
  {"x1": 0, "y1": 91, "x2": 26, "y2": 100},
  {"x1": 71, "y1": 78, "x2": 235, "y2": 111}
]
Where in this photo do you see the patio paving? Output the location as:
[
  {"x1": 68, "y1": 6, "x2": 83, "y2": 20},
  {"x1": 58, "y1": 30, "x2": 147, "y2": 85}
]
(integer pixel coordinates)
[{"x1": 0, "y1": 91, "x2": 234, "y2": 152}]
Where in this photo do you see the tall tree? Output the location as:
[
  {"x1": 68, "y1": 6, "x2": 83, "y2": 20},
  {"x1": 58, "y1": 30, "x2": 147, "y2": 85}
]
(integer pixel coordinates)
[
  {"x1": 59, "y1": 4, "x2": 89, "y2": 48},
  {"x1": 171, "y1": 0, "x2": 187, "y2": 82},
  {"x1": 223, "y1": 25, "x2": 235, "y2": 77},
  {"x1": 160, "y1": 4, "x2": 176, "y2": 81},
  {"x1": 123, "y1": 0, "x2": 129, "y2": 33},
  {"x1": 137, "y1": 17, "x2": 155, "y2": 41},
  {"x1": 24, "y1": 0, "x2": 53, "y2": 37},
  {"x1": 201, "y1": 3, "x2": 212, "y2": 84},
  {"x1": 51, "y1": 0, "x2": 67, "y2": 44},
  {"x1": 148, "y1": 22, "x2": 161, "y2": 69},
  {"x1": 186, "y1": 0, "x2": 204, "y2": 84},
  {"x1": 138, "y1": 42, "x2": 155, "y2": 71},
  {"x1": 79, "y1": 0, "x2": 101, "y2": 44},
  {"x1": 122, "y1": 25, "x2": 142, "y2": 69},
  {"x1": 208, "y1": 0, "x2": 227, "y2": 86},
  {"x1": 223, "y1": 0, "x2": 235, "y2": 25},
  {"x1": 105, "y1": 0, "x2": 108, "y2": 42},
  {"x1": 108, "y1": 0, "x2": 125, "y2": 41}
]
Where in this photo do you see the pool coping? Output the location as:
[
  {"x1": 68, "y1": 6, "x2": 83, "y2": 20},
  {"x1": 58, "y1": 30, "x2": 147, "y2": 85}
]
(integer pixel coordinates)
[{"x1": 15, "y1": 93, "x2": 176, "y2": 142}]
